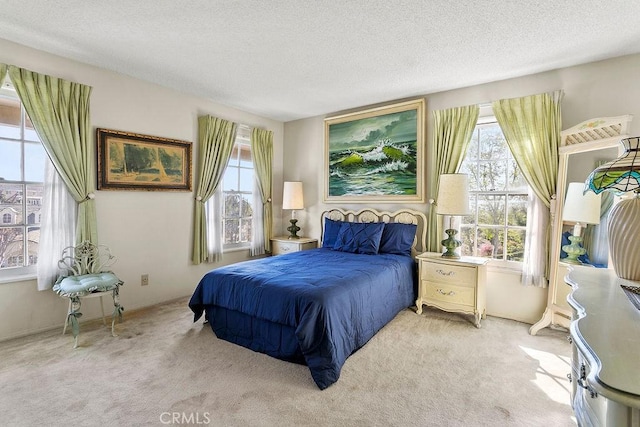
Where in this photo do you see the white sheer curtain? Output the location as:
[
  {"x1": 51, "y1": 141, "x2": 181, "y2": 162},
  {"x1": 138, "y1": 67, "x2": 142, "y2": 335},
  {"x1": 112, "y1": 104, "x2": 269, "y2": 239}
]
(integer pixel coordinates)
[
  {"x1": 521, "y1": 188, "x2": 548, "y2": 286},
  {"x1": 251, "y1": 177, "x2": 265, "y2": 256},
  {"x1": 37, "y1": 159, "x2": 76, "y2": 291},
  {"x1": 205, "y1": 187, "x2": 224, "y2": 262}
]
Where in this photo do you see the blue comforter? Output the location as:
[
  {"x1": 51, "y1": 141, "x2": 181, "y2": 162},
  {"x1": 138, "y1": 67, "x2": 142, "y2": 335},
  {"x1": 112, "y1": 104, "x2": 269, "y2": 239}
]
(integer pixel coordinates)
[{"x1": 189, "y1": 248, "x2": 415, "y2": 389}]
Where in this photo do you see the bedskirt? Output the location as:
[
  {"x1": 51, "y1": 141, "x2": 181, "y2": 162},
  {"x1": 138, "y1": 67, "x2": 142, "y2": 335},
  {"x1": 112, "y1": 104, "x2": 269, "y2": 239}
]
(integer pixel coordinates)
[{"x1": 205, "y1": 305, "x2": 305, "y2": 364}]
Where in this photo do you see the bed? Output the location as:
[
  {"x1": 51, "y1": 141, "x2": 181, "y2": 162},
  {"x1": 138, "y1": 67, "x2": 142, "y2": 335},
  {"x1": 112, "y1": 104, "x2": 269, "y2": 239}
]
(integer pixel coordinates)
[{"x1": 189, "y1": 208, "x2": 428, "y2": 389}]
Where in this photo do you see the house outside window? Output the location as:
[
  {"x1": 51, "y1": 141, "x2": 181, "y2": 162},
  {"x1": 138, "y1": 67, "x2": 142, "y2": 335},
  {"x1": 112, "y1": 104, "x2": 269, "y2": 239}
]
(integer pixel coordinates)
[
  {"x1": 222, "y1": 130, "x2": 254, "y2": 250},
  {"x1": 0, "y1": 78, "x2": 45, "y2": 272},
  {"x1": 459, "y1": 118, "x2": 529, "y2": 263}
]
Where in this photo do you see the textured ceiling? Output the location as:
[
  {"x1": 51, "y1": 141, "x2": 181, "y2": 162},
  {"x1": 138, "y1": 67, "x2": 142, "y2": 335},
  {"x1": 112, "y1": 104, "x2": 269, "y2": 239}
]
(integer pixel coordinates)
[{"x1": 1, "y1": 1, "x2": 640, "y2": 122}]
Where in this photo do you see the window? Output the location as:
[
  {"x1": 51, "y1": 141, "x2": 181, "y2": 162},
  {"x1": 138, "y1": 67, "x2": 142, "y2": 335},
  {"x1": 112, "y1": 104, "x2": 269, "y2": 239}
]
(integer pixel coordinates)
[
  {"x1": 0, "y1": 78, "x2": 45, "y2": 272},
  {"x1": 221, "y1": 130, "x2": 254, "y2": 249},
  {"x1": 459, "y1": 118, "x2": 530, "y2": 263}
]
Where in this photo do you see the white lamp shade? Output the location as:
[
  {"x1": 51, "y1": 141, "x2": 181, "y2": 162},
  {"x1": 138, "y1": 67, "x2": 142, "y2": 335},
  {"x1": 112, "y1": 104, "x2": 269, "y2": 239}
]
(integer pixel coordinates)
[
  {"x1": 436, "y1": 174, "x2": 471, "y2": 215},
  {"x1": 562, "y1": 182, "x2": 601, "y2": 225},
  {"x1": 283, "y1": 181, "x2": 304, "y2": 210}
]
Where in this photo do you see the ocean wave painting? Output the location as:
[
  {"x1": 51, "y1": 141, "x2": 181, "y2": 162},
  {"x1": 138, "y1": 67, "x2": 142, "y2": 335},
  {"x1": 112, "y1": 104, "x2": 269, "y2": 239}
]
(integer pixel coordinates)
[{"x1": 324, "y1": 99, "x2": 424, "y2": 201}]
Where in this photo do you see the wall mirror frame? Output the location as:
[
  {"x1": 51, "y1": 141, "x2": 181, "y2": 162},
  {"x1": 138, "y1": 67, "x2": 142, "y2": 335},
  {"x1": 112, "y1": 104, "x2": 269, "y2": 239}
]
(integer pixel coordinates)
[{"x1": 529, "y1": 115, "x2": 633, "y2": 335}]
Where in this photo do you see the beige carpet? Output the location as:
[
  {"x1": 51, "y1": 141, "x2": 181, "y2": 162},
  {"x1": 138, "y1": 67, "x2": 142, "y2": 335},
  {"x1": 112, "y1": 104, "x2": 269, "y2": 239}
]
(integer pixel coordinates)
[{"x1": 0, "y1": 298, "x2": 575, "y2": 426}]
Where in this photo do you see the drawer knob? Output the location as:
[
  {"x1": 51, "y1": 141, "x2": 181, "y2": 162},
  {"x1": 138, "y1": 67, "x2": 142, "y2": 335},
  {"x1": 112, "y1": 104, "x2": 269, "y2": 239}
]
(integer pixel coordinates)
[
  {"x1": 436, "y1": 288, "x2": 456, "y2": 296},
  {"x1": 436, "y1": 269, "x2": 455, "y2": 277}
]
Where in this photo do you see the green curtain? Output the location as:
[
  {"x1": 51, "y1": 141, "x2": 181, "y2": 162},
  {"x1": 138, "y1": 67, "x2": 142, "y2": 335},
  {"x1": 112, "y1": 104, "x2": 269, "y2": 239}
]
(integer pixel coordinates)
[
  {"x1": 426, "y1": 105, "x2": 480, "y2": 252},
  {"x1": 492, "y1": 90, "x2": 563, "y2": 281},
  {"x1": 192, "y1": 115, "x2": 237, "y2": 264},
  {"x1": 0, "y1": 64, "x2": 7, "y2": 85},
  {"x1": 492, "y1": 91, "x2": 562, "y2": 208},
  {"x1": 8, "y1": 65, "x2": 96, "y2": 244},
  {"x1": 250, "y1": 128, "x2": 273, "y2": 254}
]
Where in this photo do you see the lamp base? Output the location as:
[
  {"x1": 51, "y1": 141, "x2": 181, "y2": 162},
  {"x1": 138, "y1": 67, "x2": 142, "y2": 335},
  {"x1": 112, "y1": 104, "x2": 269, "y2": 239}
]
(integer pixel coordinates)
[
  {"x1": 441, "y1": 229, "x2": 461, "y2": 259},
  {"x1": 562, "y1": 235, "x2": 586, "y2": 265},
  {"x1": 287, "y1": 219, "x2": 301, "y2": 239}
]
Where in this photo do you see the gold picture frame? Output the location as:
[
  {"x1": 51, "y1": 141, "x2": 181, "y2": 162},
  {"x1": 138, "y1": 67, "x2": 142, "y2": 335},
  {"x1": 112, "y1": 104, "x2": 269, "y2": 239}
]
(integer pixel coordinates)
[
  {"x1": 97, "y1": 128, "x2": 192, "y2": 191},
  {"x1": 324, "y1": 98, "x2": 425, "y2": 203}
]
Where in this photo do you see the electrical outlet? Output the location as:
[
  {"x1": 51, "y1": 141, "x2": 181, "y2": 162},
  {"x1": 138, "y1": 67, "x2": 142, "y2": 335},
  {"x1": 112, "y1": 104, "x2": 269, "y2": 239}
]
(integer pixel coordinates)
[{"x1": 141, "y1": 274, "x2": 149, "y2": 286}]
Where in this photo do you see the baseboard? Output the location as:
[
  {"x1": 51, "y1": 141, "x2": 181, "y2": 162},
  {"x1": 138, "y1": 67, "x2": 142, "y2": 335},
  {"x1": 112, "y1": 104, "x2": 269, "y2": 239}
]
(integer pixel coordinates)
[{"x1": 0, "y1": 294, "x2": 191, "y2": 344}]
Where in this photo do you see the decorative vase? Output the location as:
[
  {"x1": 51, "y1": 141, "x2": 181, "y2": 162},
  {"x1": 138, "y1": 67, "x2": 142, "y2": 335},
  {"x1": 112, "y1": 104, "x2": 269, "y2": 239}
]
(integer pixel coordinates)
[{"x1": 607, "y1": 195, "x2": 640, "y2": 281}]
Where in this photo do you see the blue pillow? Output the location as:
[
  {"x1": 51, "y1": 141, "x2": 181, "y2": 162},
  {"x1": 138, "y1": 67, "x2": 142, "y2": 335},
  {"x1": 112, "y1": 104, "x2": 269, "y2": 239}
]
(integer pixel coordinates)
[
  {"x1": 379, "y1": 222, "x2": 417, "y2": 256},
  {"x1": 332, "y1": 222, "x2": 385, "y2": 255},
  {"x1": 322, "y1": 218, "x2": 343, "y2": 248}
]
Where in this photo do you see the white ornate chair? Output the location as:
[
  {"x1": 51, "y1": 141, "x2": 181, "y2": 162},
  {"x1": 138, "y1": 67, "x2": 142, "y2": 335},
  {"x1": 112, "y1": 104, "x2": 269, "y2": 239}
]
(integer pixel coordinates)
[{"x1": 52, "y1": 241, "x2": 124, "y2": 348}]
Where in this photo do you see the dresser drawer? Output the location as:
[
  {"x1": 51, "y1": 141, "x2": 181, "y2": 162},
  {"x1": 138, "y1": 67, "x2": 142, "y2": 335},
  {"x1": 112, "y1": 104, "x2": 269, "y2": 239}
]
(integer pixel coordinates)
[
  {"x1": 421, "y1": 261, "x2": 476, "y2": 287},
  {"x1": 424, "y1": 282, "x2": 475, "y2": 307}
]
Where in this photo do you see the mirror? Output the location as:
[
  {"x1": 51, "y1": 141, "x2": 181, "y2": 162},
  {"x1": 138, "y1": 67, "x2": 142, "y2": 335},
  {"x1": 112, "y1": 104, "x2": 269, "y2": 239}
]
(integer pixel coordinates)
[
  {"x1": 529, "y1": 115, "x2": 632, "y2": 335},
  {"x1": 562, "y1": 147, "x2": 618, "y2": 267}
]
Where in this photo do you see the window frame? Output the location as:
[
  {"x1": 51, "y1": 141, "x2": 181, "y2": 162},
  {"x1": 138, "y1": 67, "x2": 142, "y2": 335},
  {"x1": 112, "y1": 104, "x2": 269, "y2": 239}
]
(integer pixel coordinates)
[
  {"x1": 221, "y1": 128, "x2": 254, "y2": 252},
  {"x1": 0, "y1": 79, "x2": 43, "y2": 282},
  {"x1": 459, "y1": 114, "x2": 530, "y2": 269}
]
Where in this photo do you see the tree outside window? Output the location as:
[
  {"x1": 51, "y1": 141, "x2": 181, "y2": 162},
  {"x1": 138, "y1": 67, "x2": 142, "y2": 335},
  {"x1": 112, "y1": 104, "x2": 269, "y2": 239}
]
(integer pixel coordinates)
[
  {"x1": 459, "y1": 120, "x2": 529, "y2": 262},
  {"x1": 222, "y1": 140, "x2": 254, "y2": 248}
]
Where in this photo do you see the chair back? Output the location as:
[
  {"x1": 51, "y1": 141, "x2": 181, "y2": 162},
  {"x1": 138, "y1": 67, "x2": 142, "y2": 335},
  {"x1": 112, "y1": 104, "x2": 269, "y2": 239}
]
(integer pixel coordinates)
[{"x1": 58, "y1": 241, "x2": 118, "y2": 276}]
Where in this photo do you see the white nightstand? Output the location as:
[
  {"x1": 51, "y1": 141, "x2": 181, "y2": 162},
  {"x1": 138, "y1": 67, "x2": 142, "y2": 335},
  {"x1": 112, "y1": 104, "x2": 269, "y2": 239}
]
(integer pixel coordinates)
[
  {"x1": 415, "y1": 252, "x2": 489, "y2": 328},
  {"x1": 270, "y1": 236, "x2": 318, "y2": 255}
]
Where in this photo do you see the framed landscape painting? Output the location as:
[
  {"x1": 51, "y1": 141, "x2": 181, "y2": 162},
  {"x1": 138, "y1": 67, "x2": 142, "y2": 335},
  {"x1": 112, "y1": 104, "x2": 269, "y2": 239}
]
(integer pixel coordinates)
[
  {"x1": 324, "y1": 99, "x2": 425, "y2": 203},
  {"x1": 97, "y1": 128, "x2": 192, "y2": 191}
]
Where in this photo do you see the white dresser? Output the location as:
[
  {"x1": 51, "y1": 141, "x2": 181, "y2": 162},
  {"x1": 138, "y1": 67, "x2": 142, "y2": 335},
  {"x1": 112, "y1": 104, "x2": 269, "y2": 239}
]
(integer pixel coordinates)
[
  {"x1": 566, "y1": 268, "x2": 640, "y2": 426},
  {"x1": 415, "y1": 252, "x2": 488, "y2": 328},
  {"x1": 270, "y1": 236, "x2": 318, "y2": 255}
]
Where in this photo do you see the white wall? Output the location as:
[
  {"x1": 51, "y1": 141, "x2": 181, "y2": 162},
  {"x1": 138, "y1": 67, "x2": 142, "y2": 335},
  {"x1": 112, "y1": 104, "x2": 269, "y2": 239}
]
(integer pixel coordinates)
[
  {"x1": 283, "y1": 53, "x2": 640, "y2": 324},
  {"x1": 0, "y1": 38, "x2": 284, "y2": 341}
]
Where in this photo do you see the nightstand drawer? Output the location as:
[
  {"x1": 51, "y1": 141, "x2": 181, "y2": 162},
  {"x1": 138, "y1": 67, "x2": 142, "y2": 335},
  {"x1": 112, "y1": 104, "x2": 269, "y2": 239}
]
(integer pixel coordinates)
[
  {"x1": 416, "y1": 253, "x2": 488, "y2": 327},
  {"x1": 425, "y1": 282, "x2": 475, "y2": 307},
  {"x1": 270, "y1": 237, "x2": 318, "y2": 255},
  {"x1": 420, "y1": 261, "x2": 476, "y2": 287},
  {"x1": 272, "y1": 241, "x2": 298, "y2": 255}
]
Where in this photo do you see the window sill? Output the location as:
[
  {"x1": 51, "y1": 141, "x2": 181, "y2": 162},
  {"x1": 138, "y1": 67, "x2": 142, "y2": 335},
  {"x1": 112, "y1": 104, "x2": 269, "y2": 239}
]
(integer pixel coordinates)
[
  {"x1": 486, "y1": 260, "x2": 523, "y2": 275},
  {"x1": 223, "y1": 245, "x2": 251, "y2": 254},
  {"x1": 0, "y1": 272, "x2": 37, "y2": 284}
]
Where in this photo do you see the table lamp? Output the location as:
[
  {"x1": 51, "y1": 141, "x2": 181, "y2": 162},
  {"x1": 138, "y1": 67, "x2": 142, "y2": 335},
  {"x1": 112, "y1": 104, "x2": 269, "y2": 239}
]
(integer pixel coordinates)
[
  {"x1": 283, "y1": 181, "x2": 304, "y2": 239},
  {"x1": 435, "y1": 174, "x2": 470, "y2": 258},
  {"x1": 561, "y1": 182, "x2": 601, "y2": 264}
]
